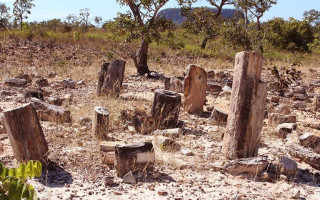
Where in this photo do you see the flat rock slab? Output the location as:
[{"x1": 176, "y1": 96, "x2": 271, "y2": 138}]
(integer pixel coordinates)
[
  {"x1": 268, "y1": 113, "x2": 296, "y2": 127},
  {"x1": 299, "y1": 132, "x2": 320, "y2": 154},
  {"x1": 286, "y1": 143, "x2": 320, "y2": 170},
  {"x1": 223, "y1": 157, "x2": 269, "y2": 176},
  {"x1": 4, "y1": 78, "x2": 27, "y2": 87},
  {"x1": 31, "y1": 98, "x2": 72, "y2": 124},
  {"x1": 302, "y1": 119, "x2": 320, "y2": 130}
]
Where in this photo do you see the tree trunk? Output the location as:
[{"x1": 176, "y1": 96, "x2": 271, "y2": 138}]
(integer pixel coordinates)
[
  {"x1": 92, "y1": 106, "x2": 109, "y2": 140},
  {"x1": 222, "y1": 51, "x2": 267, "y2": 160},
  {"x1": 244, "y1": 9, "x2": 248, "y2": 29},
  {"x1": 2, "y1": 104, "x2": 49, "y2": 162},
  {"x1": 201, "y1": 37, "x2": 209, "y2": 49},
  {"x1": 152, "y1": 89, "x2": 182, "y2": 129},
  {"x1": 135, "y1": 37, "x2": 150, "y2": 75},
  {"x1": 97, "y1": 60, "x2": 126, "y2": 97}
]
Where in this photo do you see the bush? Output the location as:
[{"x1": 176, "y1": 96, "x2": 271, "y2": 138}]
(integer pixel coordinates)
[
  {"x1": 0, "y1": 161, "x2": 42, "y2": 200},
  {"x1": 266, "y1": 17, "x2": 314, "y2": 52}
]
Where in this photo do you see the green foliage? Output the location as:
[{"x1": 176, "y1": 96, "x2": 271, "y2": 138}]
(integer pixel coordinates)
[
  {"x1": 0, "y1": 3, "x2": 11, "y2": 29},
  {"x1": 0, "y1": 161, "x2": 42, "y2": 200},
  {"x1": 73, "y1": 30, "x2": 81, "y2": 41},
  {"x1": 266, "y1": 17, "x2": 314, "y2": 52},
  {"x1": 13, "y1": 0, "x2": 35, "y2": 30}
]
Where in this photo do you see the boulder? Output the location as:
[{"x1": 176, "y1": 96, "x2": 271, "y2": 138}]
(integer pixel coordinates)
[
  {"x1": 268, "y1": 113, "x2": 296, "y2": 127},
  {"x1": 223, "y1": 157, "x2": 269, "y2": 176},
  {"x1": 287, "y1": 143, "x2": 320, "y2": 170},
  {"x1": 299, "y1": 132, "x2": 320, "y2": 154},
  {"x1": 278, "y1": 156, "x2": 298, "y2": 177}
]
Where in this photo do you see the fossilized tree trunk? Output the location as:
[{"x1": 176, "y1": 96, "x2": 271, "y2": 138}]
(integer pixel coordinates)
[
  {"x1": 222, "y1": 51, "x2": 267, "y2": 160},
  {"x1": 152, "y1": 90, "x2": 181, "y2": 129},
  {"x1": 2, "y1": 104, "x2": 49, "y2": 162},
  {"x1": 92, "y1": 106, "x2": 109, "y2": 140},
  {"x1": 97, "y1": 60, "x2": 126, "y2": 96},
  {"x1": 184, "y1": 65, "x2": 207, "y2": 114}
]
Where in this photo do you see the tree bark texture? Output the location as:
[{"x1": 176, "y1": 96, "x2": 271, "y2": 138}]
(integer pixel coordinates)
[
  {"x1": 2, "y1": 104, "x2": 49, "y2": 162},
  {"x1": 151, "y1": 90, "x2": 181, "y2": 129},
  {"x1": 97, "y1": 60, "x2": 126, "y2": 96},
  {"x1": 222, "y1": 51, "x2": 267, "y2": 160},
  {"x1": 92, "y1": 106, "x2": 109, "y2": 140}
]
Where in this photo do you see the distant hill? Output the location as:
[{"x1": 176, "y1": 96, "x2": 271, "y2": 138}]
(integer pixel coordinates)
[{"x1": 158, "y1": 7, "x2": 242, "y2": 25}]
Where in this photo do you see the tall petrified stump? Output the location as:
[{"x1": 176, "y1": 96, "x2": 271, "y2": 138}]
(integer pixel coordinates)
[
  {"x1": 97, "y1": 60, "x2": 126, "y2": 96},
  {"x1": 222, "y1": 51, "x2": 267, "y2": 160},
  {"x1": 2, "y1": 104, "x2": 49, "y2": 162},
  {"x1": 93, "y1": 106, "x2": 109, "y2": 140},
  {"x1": 184, "y1": 65, "x2": 207, "y2": 114},
  {"x1": 151, "y1": 90, "x2": 181, "y2": 129}
]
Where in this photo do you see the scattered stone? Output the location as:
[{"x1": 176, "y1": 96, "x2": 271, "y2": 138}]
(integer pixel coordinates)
[
  {"x1": 92, "y1": 106, "x2": 109, "y2": 140},
  {"x1": 299, "y1": 132, "x2": 320, "y2": 154},
  {"x1": 79, "y1": 117, "x2": 92, "y2": 129},
  {"x1": 287, "y1": 143, "x2": 320, "y2": 170},
  {"x1": 207, "y1": 83, "x2": 222, "y2": 93},
  {"x1": 164, "y1": 76, "x2": 184, "y2": 93},
  {"x1": 313, "y1": 95, "x2": 320, "y2": 112},
  {"x1": 154, "y1": 136, "x2": 181, "y2": 152},
  {"x1": 31, "y1": 98, "x2": 72, "y2": 124},
  {"x1": 223, "y1": 157, "x2": 269, "y2": 176},
  {"x1": 278, "y1": 156, "x2": 298, "y2": 178},
  {"x1": 15, "y1": 74, "x2": 32, "y2": 83},
  {"x1": 180, "y1": 148, "x2": 194, "y2": 156},
  {"x1": 270, "y1": 96, "x2": 280, "y2": 103},
  {"x1": 273, "y1": 104, "x2": 291, "y2": 115},
  {"x1": 2, "y1": 104, "x2": 48, "y2": 162},
  {"x1": 153, "y1": 128, "x2": 182, "y2": 139},
  {"x1": 268, "y1": 113, "x2": 296, "y2": 127},
  {"x1": 276, "y1": 123, "x2": 297, "y2": 139},
  {"x1": 184, "y1": 64, "x2": 207, "y2": 114},
  {"x1": 207, "y1": 70, "x2": 215, "y2": 78},
  {"x1": 122, "y1": 171, "x2": 137, "y2": 184},
  {"x1": 0, "y1": 90, "x2": 13, "y2": 97},
  {"x1": 77, "y1": 80, "x2": 85, "y2": 85},
  {"x1": 222, "y1": 51, "x2": 267, "y2": 159},
  {"x1": 61, "y1": 78, "x2": 76, "y2": 89},
  {"x1": 211, "y1": 107, "x2": 228, "y2": 125},
  {"x1": 151, "y1": 90, "x2": 181, "y2": 129},
  {"x1": 158, "y1": 190, "x2": 168, "y2": 196},
  {"x1": 4, "y1": 78, "x2": 27, "y2": 87},
  {"x1": 222, "y1": 85, "x2": 232, "y2": 95},
  {"x1": 302, "y1": 118, "x2": 320, "y2": 130},
  {"x1": 115, "y1": 142, "x2": 155, "y2": 178},
  {"x1": 36, "y1": 78, "x2": 49, "y2": 87},
  {"x1": 97, "y1": 60, "x2": 126, "y2": 96},
  {"x1": 47, "y1": 96, "x2": 63, "y2": 106},
  {"x1": 292, "y1": 102, "x2": 306, "y2": 110},
  {"x1": 23, "y1": 90, "x2": 44, "y2": 101}
]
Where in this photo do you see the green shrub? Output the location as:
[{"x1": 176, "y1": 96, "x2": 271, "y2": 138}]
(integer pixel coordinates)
[{"x1": 0, "y1": 161, "x2": 42, "y2": 200}]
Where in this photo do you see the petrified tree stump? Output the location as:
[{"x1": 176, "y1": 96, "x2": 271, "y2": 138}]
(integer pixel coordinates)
[
  {"x1": 93, "y1": 106, "x2": 109, "y2": 140},
  {"x1": 2, "y1": 104, "x2": 48, "y2": 162},
  {"x1": 151, "y1": 90, "x2": 181, "y2": 129},
  {"x1": 97, "y1": 60, "x2": 126, "y2": 96},
  {"x1": 184, "y1": 65, "x2": 207, "y2": 114},
  {"x1": 222, "y1": 51, "x2": 267, "y2": 160},
  {"x1": 115, "y1": 142, "x2": 155, "y2": 178},
  {"x1": 211, "y1": 107, "x2": 228, "y2": 125}
]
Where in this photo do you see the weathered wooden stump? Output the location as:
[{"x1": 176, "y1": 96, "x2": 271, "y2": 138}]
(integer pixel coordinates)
[
  {"x1": 115, "y1": 142, "x2": 155, "y2": 178},
  {"x1": 93, "y1": 106, "x2": 109, "y2": 140},
  {"x1": 97, "y1": 60, "x2": 126, "y2": 96},
  {"x1": 100, "y1": 141, "x2": 125, "y2": 166},
  {"x1": 151, "y1": 90, "x2": 181, "y2": 129},
  {"x1": 31, "y1": 98, "x2": 72, "y2": 124},
  {"x1": 222, "y1": 51, "x2": 267, "y2": 160},
  {"x1": 2, "y1": 104, "x2": 48, "y2": 162},
  {"x1": 184, "y1": 65, "x2": 207, "y2": 114}
]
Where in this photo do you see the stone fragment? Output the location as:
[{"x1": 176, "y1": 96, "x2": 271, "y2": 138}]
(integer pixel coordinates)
[
  {"x1": 207, "y1": 83, "x2": 222, "y2": 93},
  {"x1": 278, "y1": 156, "x2": 298, "y2": 177},
  {"x1": 211, "y1": 107, "x2": 228, "y2": 125},
  {"x1": 299, "y1": 132, "x2": 320, "y2": 154},
  {"x1": 153, "y1": 136, "x2": 181, "y2": 152},
  {"x1": 23, "y1": 90, "x2": 44, "y2": 101},
  {"x1": 47, "y1": 97, "x2": 63, "y2": 106},
  {"x1": 115, "y1": 142, "x2": 155, "y2": 178},
  {"x1": 302, "y1": 119, "x2": 320, "y2": 130},
  {"x1": 30, "y1": 98, "x2": 72, "y2": 124},
  {"x1": 273, "y1": 104, "x2": 291, "y2": 115},
  {"x1": 15, "y1": 74, "x2": 32, "y2": 83},
  {"x1": 312, "y1": 95, "x2": 320, "y2": 112},
  {"x1": 164, "y1": 76, "x2": 184, "y2": 93},
  {"x1": 270, "y1": 96, "x2": 280, "y2": 103},
  {"x1": 61, "y1": 78, "x2": 76, "y2": 89},
  {"x1": 122, "y1": 171, "x2": 137, "y2": 184},
  {"x1": 184, "y1": 65, "x2": 207, "y2": 114},
  {"x1": 222, "y1": 85, "x2": 232, "y2": 95},
  {"x1": 36, "y1": 78, "x2": 49, "y2": 87},
  {"x1": 223, "y1": 157, "x2": 269, "y2": 176},
  {"x1": 276, "y1": 123, "x2": 297, "y2": 139},
  {"x1": 4, "y1": 78, "x2": 27, "y2": 87},
  {"x1": 153, "y1": 128, "x2": 182, "y2": 139},
  {"x1": 207, "y1": 70, "x2": 215, "y2": 78},
  {"x1": 292, "y1": 102, "x2": 306, "y2": 110},
  {"x1": 180, "y1": 148, "x2": 194, "y2": 156},
  {"x1": 286, "y1": 143, "x2": 320, "y2": 170},
  {"x1": 268, "y1": 113, "x2": 296, "y2": 127}
]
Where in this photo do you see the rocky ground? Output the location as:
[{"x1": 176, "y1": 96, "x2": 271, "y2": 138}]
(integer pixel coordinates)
[{"x1": 0, "y1": 39, "x2": 320, "y2": 199}]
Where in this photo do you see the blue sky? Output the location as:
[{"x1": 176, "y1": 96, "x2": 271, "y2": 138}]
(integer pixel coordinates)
[{"x1": 2, "y1": 0, "x2": 320, "y2": 23}]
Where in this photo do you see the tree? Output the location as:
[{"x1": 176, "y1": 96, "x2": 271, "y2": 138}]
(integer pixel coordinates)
[
  {"x1": 234, "y1": 0, "x2": 251, "y2": 29},
  {"x1": 303, "y1": 9, "x2": 320, "y2": 32},
  {"x1": 79, "y1": 8, "x2": 91, "y2": 29},
  {"x1": 248, "y1": 0, "x2": 276, "y2": 32},
  {"x1": 13, "y1": 0, "x2": 35, "y2": 31},
  {"x1": 113, "y1": 0, "x2": 192, "y2": 75},
  {"x1": 94, "y1": 16, "x2": 102, "y2": 27},
  {"x1": 0, "y1": 3, "x2": 11, "y2": 29}
]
